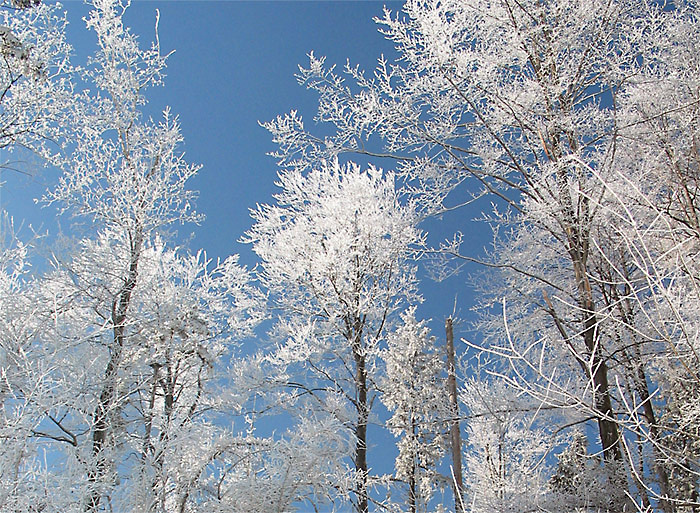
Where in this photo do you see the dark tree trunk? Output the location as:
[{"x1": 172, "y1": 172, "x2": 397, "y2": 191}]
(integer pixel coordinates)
[
  {"x1": 575, "y1": 265, "x2": 621, "y2": 463},
  {"x1": 446, "y1": 317, "x2": 464, "y2": 513},
  {"x1": 354, "y1": 341, "x2": 369, "y2": 513},
  {"x1": 86, "y1": 232, "x2": 142, "y2": 512}
]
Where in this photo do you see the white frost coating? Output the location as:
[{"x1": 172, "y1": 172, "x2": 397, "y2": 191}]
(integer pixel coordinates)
[{"x1": 246, "y1": 158, "x2": 423, "y2": 511}]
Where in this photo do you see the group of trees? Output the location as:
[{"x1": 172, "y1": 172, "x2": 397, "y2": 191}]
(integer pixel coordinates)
[
  {"x1": 1, "y1": 0, "x2": 699, "y2": 512},
  {"x1": 265, "y1": 0, "x2": 700, "y2": 511}
]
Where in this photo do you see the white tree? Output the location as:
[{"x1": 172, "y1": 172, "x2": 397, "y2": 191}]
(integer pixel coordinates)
[
  {"x1": 0, "y1": 7, "x2": 73, "y2": 502},
  {"x1": 264, "y1": 0, "x2": 700, "y2": 510},
  {"x1": 382, "y1": 307, "x2": 449, "y2": 513},
  {"x1": 0, "y1": 0, "x2": 72, "y2": 161},
  {"x1": 17, "y1": 1, "x2": 267, "y2": 511},
  {"x1": 461, "y1": 378, "x2": 557, "y2": 513},
  {"x1": 26, "y1": 230, "x2": 261, "y2": 512},
  {"x1": 44, "y1": 0, "x2": 198, "y2": 504},
  {"x1": 246, "y1": 159, "x2": 423, "y2": 513},
  {"x1": 592, "y1": 8, "x2": 700, "y2": 507},
  {"x1": 0, "y1": 217, "x2": 58, "y2": 512},
  {"x1": 0, "y1": 10, "x2": 73, "y2": 494}
]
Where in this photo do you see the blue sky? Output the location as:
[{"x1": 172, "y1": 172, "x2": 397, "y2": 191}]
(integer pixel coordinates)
[{"x1": 2, "y1": 0, "x2": 487, "y2": 347}]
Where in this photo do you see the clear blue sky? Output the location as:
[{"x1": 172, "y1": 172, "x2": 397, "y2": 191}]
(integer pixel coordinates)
[{"x1": 3, "y1": 0, "x2": 487, "y2": 346}]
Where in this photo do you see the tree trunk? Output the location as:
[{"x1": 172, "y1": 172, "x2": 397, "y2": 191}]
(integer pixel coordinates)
[
  {"x1": 86, "y1": 232, "x2": 142, "y2": 512},
  {"x1": 446, "y1": 318, "x2": 464, "y2": 513},
  {"x1": 408, "y1": 419, "x2": 417, "y2": 513},
  {"x1": 574, "y1": 261, "x2": 621, "y2": 462},
  {"x1": 354, "y1": 344, "x2": 369, "y2": 513}
]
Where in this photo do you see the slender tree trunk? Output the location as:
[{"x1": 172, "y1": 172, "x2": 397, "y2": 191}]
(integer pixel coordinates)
[
  {"x1": 446, "y1": 318, "x2": 464, "y2": 513},
  {"x1": 635, "y1": 365, "x2": 675, "y2": 513},
  {"x1": 143, "y1": 362, "x2": 160, "y2": 513},
  {"x1": 354, "y1": 345, "x2": 369, "y2": 513},
  {"x1": 531, "y1": 22, "x2": 623, "y2": 465},
  {"x1": 574, "y1": 262, "x2": 621, "y2": 462},
  {"x1": 349, "y1": 310, "x2": 369, "y2": 513},
  {"x1": 86, "y1": 232, "x2": 142, "y2": 512},
  {"x1": 556, "y1": 152, "x2": 621, "y2": 463},
  {"x1": 408, "y1": 419, "x2": 417, "y2": 513},
  {"x1": 157, "y1": 361, "x2": 175, "y2": 512}
]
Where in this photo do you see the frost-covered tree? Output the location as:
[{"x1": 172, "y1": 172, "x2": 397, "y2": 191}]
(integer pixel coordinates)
[
  {"x1": 382, "y1": 307, "x2": 448, "y2": 513},
  {"x1": 265, "y1": 0, "x2": 700, "y2": 509},
  {"x1": 0, "y1": 218, "x2": 57, "y2": 512},
  {"x1": 0, "y1": 0, "x2": 72, "y2": 161},
  {"x1": 41, "y1": 1, "x2": 200, "y2": 507},
  {"x1": 461, "y1": 378, "x2": 556, "y2": 513},
  {"x1": 246, "y1": 159, "x2": 422, "y2": 513},
  {"x1": 608, "y1": 11, "x2": 700, "y2": 510},
  {"x1": 16, "y1": 1, "x2": 267, "y2": 511},
  {"x1": 0, "y1": 7, "x2": 73, "y2": 498},
  {"x1": 36, "y1": 232, "x2": 261, "y2": 512}
]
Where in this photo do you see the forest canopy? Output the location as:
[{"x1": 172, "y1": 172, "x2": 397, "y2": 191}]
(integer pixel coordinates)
[{"x1": 0, "y1": 0, "x2": 698, "y2": 512}]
